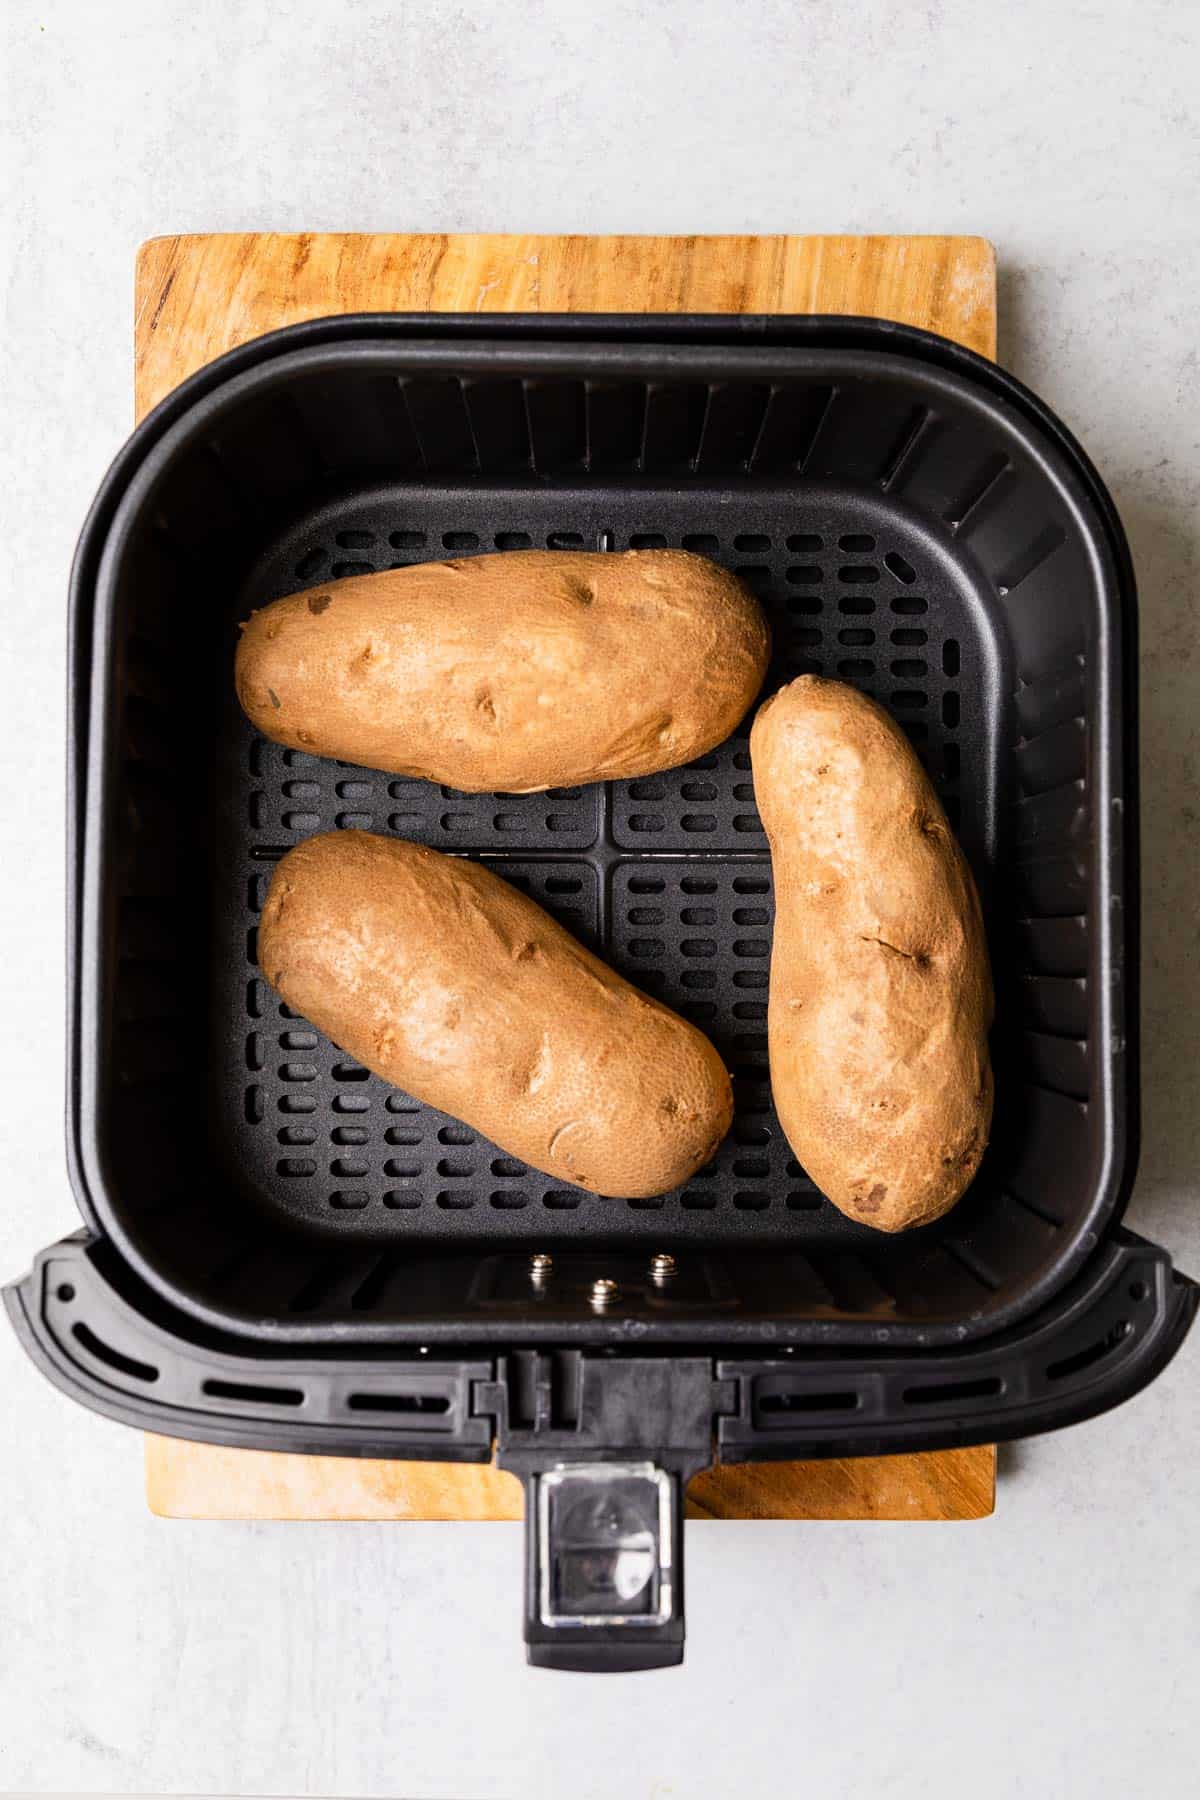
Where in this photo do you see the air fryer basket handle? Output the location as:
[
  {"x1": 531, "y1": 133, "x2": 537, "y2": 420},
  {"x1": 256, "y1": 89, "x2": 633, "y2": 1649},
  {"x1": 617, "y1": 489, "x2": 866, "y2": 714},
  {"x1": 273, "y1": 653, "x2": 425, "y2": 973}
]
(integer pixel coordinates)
[
  {"x1": 484, "y1": 1354, "x2": 721, "y2": 1671},
  {"x1": 519, "y1": 1461, "x2": 689, "y2": 1673},
  {"x1": 8, "y1": 1239, "x2": 1198, "y2": 1670}
]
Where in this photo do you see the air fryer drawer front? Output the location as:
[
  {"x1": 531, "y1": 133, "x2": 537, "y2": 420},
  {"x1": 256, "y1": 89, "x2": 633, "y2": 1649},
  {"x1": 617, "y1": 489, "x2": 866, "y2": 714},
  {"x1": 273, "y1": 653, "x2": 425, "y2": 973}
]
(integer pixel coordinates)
[{"x1": 6, "y1": 1229, "x2": 1196, "y2": 1670}]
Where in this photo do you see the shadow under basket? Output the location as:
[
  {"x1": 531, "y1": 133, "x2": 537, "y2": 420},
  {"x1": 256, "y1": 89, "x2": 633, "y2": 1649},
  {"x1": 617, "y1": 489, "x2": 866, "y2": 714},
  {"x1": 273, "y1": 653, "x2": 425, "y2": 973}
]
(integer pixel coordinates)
[{"x1": 9, "y1": 314, "x2": 1194, "y2": 1673}]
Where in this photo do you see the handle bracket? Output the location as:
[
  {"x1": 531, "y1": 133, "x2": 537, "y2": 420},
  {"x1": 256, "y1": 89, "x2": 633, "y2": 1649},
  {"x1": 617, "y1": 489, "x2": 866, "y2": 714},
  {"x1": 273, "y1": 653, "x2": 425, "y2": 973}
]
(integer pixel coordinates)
[{"x1": 485, "y1": 1352, "x2": 724, "y2": 1671}]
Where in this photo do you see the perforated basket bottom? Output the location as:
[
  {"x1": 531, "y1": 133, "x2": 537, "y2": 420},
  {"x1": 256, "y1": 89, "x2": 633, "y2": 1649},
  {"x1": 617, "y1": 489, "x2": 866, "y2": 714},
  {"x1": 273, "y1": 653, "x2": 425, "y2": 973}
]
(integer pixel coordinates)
[{"x1": 213, "y1": 481, "x2": 1001, "y2": 1245}]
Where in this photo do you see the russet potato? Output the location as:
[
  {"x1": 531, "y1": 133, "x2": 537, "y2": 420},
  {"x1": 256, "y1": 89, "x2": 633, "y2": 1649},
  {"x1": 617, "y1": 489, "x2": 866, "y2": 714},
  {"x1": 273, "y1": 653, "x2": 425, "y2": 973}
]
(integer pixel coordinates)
[
  {"x1": 236, "y1": 549, "x2": 769, "y2": 792},
  {"x1": 259, "y1": 831, "x2": 733, "y2": 1199},
  {"x1": 751, "y1": 676, "x2": 993, "y2": 1231}
]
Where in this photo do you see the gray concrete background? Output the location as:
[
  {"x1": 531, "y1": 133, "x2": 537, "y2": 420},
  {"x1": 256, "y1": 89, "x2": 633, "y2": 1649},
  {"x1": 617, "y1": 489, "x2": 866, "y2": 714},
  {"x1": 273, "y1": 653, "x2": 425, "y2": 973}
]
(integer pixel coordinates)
[{"x1": 1, "y1": 2, "x2": 1197, "y2": 1795}]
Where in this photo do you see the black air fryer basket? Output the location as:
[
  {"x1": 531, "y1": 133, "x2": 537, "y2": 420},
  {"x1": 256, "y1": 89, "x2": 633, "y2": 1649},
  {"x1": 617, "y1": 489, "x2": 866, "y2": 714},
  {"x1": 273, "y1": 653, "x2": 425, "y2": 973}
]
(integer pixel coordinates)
[{"x1": 8, "y1": 314, "x2": 1195, "y2": 1671}]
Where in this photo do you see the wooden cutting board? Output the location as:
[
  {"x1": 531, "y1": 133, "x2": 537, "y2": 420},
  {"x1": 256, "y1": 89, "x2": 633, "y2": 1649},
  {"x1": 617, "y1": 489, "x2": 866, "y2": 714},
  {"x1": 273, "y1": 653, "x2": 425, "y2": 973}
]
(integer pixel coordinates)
[{"x1": 139, "y1": 231, "x2": 996, "y2": 1523}]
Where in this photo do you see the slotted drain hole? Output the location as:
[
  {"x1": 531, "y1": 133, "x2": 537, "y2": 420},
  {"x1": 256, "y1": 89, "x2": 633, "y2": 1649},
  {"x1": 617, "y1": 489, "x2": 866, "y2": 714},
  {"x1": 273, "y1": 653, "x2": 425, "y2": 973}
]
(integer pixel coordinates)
[
  {"x1": 1046, "y1": 1320, "x2": 1132, "y2": 1382},
  {"x1": 757, "y1": 1388, "x2": 861, "y2": 1415},
  {"x1": 203, "y1": 1377, "x2": 304, "y2": 1407},
  {"x1": 903, "y1": 1375, "x2": 1003, "y2": 1405},
  {"x1": 72, "y1": 1323, "x2": 159, "y2": 1384},
  {"x1": 346, "y1": 1392, "x2": 452, "y2": 1414}
]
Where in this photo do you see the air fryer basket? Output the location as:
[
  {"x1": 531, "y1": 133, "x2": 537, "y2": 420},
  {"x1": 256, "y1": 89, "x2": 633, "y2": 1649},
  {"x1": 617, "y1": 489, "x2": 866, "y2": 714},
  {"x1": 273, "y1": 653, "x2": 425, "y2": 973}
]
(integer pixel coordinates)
[
  {"x1": 10, "y1": 314, "x2": 1195, "y2": 1672},
  {"x1": 71, "y1": 327, "x2": 1134, "y2": 1343}
]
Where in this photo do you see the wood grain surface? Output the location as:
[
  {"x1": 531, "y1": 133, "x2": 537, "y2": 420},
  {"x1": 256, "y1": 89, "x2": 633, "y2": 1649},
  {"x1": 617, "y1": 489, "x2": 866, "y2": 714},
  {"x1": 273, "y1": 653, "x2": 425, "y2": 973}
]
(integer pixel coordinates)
[
  {"x1": 138, "y1": 229, "x2": 997, "y2": 1524},
  {"x1": 146, "y1": 1437, "x2": 995, "y2": 1522},
  {"x1": 134, "y1": 231, "x2": 996, "y2": 417}
]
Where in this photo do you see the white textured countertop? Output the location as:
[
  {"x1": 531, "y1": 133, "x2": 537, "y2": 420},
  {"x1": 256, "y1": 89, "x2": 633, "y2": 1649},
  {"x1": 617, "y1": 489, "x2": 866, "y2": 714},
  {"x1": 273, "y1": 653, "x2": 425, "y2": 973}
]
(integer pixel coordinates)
[{"x1": 1, "y1": 2, "x2": 1197, "y2": 1795}]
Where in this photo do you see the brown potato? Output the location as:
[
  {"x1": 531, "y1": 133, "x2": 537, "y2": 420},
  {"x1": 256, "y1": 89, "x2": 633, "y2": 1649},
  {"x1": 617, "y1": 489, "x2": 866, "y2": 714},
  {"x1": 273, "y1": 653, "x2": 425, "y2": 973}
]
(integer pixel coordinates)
[
  {"x1": 235, "y1": 549, "x2": 769, "y2": 792},
  {"x1": 258, "y1": 831, "x2": 733, "y2": 1199},
  {"x1": 751, "y1": 676, "x2": 993, "y2": 1231}
]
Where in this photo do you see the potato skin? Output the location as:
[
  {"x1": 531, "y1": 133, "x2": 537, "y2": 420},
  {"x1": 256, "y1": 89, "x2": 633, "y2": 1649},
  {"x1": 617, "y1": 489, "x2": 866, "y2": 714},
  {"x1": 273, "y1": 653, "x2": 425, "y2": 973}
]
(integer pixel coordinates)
[
  {"x1": 258, "y1": 831, "x2": 733, "y2": 1199},
  {"x1": 236, "y1": 549, "x2": 769, "y2": 792},
  {"x1": 751, "y1": 677, "x2": 993, "y2": 1231}
]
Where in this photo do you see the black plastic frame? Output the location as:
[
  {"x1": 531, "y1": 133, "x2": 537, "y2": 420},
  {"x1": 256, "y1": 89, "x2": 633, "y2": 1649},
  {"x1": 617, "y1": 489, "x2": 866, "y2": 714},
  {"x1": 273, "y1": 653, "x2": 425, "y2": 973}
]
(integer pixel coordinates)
[{"x1": 7, "y1": 1229, "x2": 1193, "y2": 1465}]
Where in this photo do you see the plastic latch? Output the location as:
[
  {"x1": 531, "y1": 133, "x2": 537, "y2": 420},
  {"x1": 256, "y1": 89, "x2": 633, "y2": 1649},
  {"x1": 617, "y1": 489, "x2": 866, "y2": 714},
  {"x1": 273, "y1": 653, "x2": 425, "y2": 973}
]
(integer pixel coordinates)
[
  {"x1": 483, "y1": 1352, "x2": 721, "y2": 1670},
  {"x1": 522, "y1": 1458, "x2": 688, "y2": 1672},
  {"x1": 536, "y1": 1461, "x2": 674, "y2": 1630}
]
